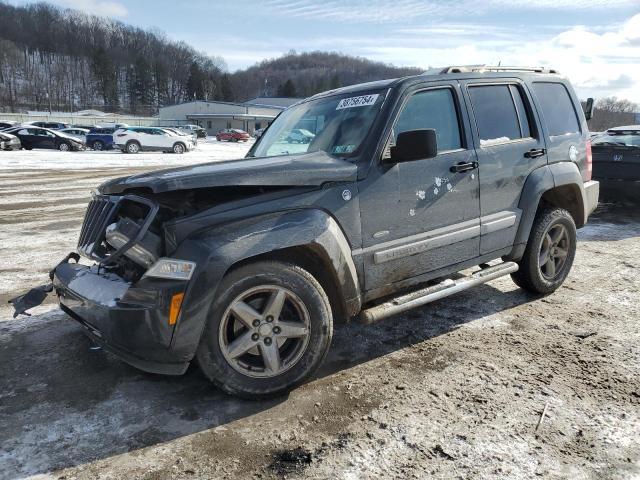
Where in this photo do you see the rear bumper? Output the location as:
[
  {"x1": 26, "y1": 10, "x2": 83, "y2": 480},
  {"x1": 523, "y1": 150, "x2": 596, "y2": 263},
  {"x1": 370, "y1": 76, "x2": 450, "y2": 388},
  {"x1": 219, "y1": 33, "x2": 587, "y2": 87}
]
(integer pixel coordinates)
[
  {"x1": 583, "y1": 180, "x2": 599, "y2": 216},
  {"x1": 53, "y1": 262, "x2": 190, "y2": 375}
]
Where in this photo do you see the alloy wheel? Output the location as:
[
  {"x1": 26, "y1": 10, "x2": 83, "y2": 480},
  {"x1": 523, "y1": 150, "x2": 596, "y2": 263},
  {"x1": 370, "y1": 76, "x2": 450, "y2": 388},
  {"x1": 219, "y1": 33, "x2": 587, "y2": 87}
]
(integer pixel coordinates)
[
  {"x1": 218, "y1": 285, "x2": 311, "y2": 378},
  {"x1": 539, "y1": 223, "x2": 570, "y2": 279}
]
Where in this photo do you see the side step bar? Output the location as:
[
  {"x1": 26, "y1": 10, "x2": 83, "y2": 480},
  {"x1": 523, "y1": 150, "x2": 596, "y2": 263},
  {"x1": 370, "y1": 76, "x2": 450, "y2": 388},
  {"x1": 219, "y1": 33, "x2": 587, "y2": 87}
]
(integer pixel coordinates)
[{"x1": 359, "y1": 262, "x2": 519, "y2": 324}]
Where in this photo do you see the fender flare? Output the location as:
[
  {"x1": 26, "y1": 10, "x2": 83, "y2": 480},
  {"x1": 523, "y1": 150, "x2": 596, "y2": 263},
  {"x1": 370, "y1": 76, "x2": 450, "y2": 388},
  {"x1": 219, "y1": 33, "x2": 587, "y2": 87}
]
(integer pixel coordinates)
[
  {"x1": 507, "y1": 162, "x2": 586, "y2": 261},
  {"x1": 168, "y1": 208, "x2": 361, "y2": 358}
]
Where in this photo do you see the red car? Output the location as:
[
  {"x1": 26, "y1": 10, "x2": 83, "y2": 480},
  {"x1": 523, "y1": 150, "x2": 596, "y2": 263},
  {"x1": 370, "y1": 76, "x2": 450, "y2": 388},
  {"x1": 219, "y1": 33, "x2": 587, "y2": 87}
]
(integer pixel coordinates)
[{"x1": 216, "y1": 129, "x2": 251, "y2": 142}]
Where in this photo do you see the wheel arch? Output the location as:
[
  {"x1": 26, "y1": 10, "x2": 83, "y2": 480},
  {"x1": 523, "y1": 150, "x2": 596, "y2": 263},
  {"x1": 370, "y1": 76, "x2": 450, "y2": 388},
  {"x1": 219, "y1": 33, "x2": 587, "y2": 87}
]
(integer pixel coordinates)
[
  {"x1": 169, "y1": 208, "x2": 362, "y2": 359},
  {"x1": 507, "y1": 162, "x2": 587, "y2": 261}
]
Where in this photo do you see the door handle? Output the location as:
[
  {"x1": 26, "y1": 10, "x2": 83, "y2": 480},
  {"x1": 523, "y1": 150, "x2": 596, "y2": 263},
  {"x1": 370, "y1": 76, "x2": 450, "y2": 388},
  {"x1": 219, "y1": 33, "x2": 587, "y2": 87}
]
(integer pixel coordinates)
[
  {"x1": 524, "y1": 148, "x2": 546, "y2": 159},
  {"x1": 450, "y1": 161, "x2": 478, "y2": 173}
]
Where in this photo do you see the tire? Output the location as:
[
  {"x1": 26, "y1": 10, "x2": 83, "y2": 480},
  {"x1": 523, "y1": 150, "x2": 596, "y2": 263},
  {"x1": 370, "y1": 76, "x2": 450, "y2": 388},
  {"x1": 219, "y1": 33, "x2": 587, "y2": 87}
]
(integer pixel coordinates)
[
  {"x1": 197, "y1": 261, "x2": 333, "y2": 399},
  {"x1": 126, "y1": 141, "x2": 140, "y2": 154},
  {"x1": 58, "y1": 142, "x2": 70, "y2": 152},
  {"x1": 511, "y1": 207, "x2": 577, "y2": 294},
  {"x1": 173, "y1": 142, "x2": 185, "y2": 154},
  {"x1": 92, "y1": 140, "x2": 104, "y2": 151}
]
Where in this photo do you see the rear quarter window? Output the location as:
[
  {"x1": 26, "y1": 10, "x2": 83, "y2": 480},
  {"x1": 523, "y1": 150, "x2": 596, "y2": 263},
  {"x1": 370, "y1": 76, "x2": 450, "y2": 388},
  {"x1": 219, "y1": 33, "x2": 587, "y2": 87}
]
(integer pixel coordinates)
[{"x1": 532, "y1": 82, "x2": 580, "y2": 137}]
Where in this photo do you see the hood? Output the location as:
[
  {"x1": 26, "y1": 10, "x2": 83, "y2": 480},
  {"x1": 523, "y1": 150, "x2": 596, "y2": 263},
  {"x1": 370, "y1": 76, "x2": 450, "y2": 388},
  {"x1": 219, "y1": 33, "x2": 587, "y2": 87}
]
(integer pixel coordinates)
[{"x1": 99, "y1": 151, "x2": 358, "y2": 194}]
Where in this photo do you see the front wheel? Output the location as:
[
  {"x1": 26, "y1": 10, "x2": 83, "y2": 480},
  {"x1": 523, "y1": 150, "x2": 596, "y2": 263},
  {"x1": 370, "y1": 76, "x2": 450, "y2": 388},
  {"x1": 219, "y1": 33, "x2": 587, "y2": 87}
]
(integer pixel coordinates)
[
  {"x1": 197, "y1": 261, "x2": 333, "y2": 398},
  {"x1": 511, "y1": 207, "x2": 577, "y2": 294},
  {"x1": 92, "y1": 140, "x2": 104, "y2": 151},
  {"x1": 58, "y1": 142, "x2": 70, "y2": 152},
  {"x1": 173, "y1": 142, "x2": 185, "y2": 154}
]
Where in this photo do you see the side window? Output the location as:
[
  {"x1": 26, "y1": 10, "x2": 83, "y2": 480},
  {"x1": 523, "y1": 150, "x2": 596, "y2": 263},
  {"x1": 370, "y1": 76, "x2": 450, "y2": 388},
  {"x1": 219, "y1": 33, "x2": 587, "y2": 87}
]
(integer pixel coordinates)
[
  {"x1": 468, "y1": 84, "x2": 532, "y2": 146},
  {"x1": 532, "y1": 82, "x2": 580, "y2": 137},
  {"x1": 394, "y1": 88, "x2": 462, "y2": 152}
]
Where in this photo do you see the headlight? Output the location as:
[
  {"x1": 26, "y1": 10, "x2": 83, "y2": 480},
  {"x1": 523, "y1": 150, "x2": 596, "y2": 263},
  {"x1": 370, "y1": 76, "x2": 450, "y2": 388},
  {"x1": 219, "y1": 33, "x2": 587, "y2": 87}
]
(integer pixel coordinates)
[{"x1": 144, "y1": 258, "x2": 196, "y2": 280}]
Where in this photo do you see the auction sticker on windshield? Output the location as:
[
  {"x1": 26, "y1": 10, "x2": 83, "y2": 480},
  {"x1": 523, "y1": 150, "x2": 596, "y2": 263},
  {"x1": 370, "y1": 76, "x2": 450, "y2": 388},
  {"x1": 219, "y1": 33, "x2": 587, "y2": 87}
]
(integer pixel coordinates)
[{"x1": 336, "y1": 94, "x2": 379, "y2": 110}]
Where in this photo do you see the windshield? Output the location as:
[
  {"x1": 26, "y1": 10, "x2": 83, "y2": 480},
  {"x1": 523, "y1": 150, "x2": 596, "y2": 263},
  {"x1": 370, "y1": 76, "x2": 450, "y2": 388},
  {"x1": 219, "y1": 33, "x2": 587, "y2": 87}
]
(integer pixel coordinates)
[
  {"x1": 250, "y1": 90, "x2": 386, "y2": 158},
  {"x1": 592, "y1": 133, "x2": 640, "y2": 147}
]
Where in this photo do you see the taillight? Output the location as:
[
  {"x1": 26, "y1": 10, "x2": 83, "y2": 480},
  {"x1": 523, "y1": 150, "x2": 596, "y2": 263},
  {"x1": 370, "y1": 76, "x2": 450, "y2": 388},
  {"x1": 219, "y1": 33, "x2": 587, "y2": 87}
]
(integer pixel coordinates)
[{"x1": 585, "y1": 139, "x2": 593, "y2": 181}]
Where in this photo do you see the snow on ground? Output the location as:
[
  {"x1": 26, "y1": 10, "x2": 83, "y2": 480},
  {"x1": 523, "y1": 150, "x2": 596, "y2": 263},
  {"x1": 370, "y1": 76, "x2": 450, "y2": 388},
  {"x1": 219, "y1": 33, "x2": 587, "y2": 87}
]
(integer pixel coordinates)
[
  {"x1": 1, "y1": 142, "x2": 639, "y2": 479},
  {"x1": 0, "y1": 139, "x2": 251, "y2": 315},
  {"x1": 0, "y1": 138, "x2": 252, "y2": 170}
]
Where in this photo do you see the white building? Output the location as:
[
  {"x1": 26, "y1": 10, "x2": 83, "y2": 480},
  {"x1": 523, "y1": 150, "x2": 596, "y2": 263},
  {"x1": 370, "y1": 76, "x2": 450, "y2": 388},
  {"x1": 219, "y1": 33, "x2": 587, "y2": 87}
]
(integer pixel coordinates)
[{"x1": 158, "y1": 97, "x2": 300, "y2": 136}]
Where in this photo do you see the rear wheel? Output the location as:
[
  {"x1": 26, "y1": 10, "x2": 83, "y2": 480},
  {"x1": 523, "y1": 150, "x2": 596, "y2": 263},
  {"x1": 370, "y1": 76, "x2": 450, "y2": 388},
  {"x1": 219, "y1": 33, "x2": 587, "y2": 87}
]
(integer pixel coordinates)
[
  {"x1": 511, "y1": 207, "x2": 576, "y2": 294},
  {"x1": 92, "y1": 140, "x2": 104, "y2": 151},
  {"x1": 126, "y1": 141, "x2": 140, "y2": 154},
  {"x1": 197, "y1": 261, "x2": 333, "y2": 398}
]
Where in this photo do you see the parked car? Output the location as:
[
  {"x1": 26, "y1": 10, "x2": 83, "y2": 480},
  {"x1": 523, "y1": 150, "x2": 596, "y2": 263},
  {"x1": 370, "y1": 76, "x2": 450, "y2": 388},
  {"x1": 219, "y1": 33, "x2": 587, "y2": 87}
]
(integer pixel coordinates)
[
  {"x1": 591, "y1": 125, "x2": 640, "y2": 195},
  {"x1": 114, "y1": 126, "x2": 195, "y2": 153},
  {"x1": 216, "y1": 128, "x2": 250, "y2": 142},
  {"x1": 26, "y1": 121, "x2": 70, "y2": 130},
  {"x1": 3, "y1": 126, "x2": 84, "y2": 151},
  {"x1": 286, "y1": 128, "x2": 315, "y2": 143},
  {"x1": 254, "y1": 127, "x2": 266, "y2": 138},
  {"x1": 19, "y1": 66, "x2": 598, "y2": 398},
  {"x1": 178, "y1": 124, "x2": 207, "y2": 138},
  {"x1": 86, "y1": 127, "x2": 116, "y2": 150},
  {"x1": 161, "y1": 127, "x2": 198, "y2": 144},
  {"x1": 0, "y1": 132, "x2": 21, "y2": 151},
  {"x1": 59, "y1": 128, "x2": 90, "y2": 143},
  {"x1": 0, "y1": 121, "x2": 19, "y2": 130}
]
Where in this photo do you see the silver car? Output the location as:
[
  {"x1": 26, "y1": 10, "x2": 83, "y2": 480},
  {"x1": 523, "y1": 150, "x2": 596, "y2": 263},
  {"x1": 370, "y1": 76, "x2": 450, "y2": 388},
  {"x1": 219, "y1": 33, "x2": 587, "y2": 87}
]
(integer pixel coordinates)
[{"x1": 0, "y1": 132, "x2": 21, "y2": 151}]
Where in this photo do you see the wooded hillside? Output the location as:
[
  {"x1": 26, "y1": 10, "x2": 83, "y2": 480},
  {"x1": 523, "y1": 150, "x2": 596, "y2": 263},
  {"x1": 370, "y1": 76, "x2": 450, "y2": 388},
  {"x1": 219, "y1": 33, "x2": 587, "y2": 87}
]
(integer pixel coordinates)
[{"x1": 0, "y1": 1, "x2": 421, "y2": 115}]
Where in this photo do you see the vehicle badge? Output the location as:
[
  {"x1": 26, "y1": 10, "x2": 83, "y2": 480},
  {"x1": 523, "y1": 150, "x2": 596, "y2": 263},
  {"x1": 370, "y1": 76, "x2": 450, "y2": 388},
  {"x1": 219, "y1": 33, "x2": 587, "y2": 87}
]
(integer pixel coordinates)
[
  {"x1": 613, "y1": 154, "x2": 623, "y2": 162},
  {"x1": 568, "y1": 145, "x2": 578, "y2": 162},
  {"x1": 342, "y1": 189, "x2": 352, "y2": 201}
]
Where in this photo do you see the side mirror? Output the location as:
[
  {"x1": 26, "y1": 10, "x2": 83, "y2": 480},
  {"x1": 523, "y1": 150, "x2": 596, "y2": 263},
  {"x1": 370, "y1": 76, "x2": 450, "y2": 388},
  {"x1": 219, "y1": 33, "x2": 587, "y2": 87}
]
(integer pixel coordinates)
[
  {"x1": 390, "y1": 129, "x2": 438, "y2": 163},
  {"x1": 583, "y1": 97, "x2": 594, "y2": 121}
]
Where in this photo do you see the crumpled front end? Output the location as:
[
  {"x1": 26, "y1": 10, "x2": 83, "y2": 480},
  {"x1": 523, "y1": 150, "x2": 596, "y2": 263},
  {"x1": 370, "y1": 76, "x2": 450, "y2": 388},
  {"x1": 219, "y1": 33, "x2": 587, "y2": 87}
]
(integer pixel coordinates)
[{"x1": 51, "y1": 193, "x2": 199, "y2": 375}]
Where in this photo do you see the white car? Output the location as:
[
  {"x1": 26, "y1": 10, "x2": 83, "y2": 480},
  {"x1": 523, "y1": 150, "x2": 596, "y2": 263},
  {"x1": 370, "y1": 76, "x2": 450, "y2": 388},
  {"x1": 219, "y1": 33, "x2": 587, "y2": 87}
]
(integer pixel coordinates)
[
  {"x1": 59, "y1": 128, "x2": 90, "y2": 142},
  {"x1": 286, "y1": 128, "x2": 315, "y2": 143},
  {"x1": 161, "y1": 127, "x2": 198, "y2": 145},
  {"x1": 114, "y1": 127, "x2": 195, "y2": 154}
]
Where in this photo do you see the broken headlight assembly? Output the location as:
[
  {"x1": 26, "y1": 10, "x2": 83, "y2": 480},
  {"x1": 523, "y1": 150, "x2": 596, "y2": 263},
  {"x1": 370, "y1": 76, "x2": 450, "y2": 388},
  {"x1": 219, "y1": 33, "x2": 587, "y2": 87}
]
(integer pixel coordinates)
[{"x1": 105, "y1": 217, "x2": 162, "y2": 268}]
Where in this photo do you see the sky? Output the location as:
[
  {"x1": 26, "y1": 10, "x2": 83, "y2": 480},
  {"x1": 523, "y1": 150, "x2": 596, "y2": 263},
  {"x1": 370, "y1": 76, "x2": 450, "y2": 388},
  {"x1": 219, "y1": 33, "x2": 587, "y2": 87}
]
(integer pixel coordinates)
[{"x1": 9, "y1": 0, "x2": 640, "y2": 102}]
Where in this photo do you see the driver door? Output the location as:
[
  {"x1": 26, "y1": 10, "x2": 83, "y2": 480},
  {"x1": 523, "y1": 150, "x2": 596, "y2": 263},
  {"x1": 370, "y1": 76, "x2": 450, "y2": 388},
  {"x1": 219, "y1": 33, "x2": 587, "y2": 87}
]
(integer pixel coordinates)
[{"x1": 357, "y1": 83, "x2": 481, "y2": 292}]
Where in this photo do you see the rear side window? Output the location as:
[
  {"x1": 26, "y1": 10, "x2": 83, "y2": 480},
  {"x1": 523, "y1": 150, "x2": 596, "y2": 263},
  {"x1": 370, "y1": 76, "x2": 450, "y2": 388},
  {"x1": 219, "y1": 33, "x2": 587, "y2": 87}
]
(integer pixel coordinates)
[
  {"x1": 468, "y1": 84, "x2": 532, "y2": 146},
  {"x1": 532, "y1": 82, "x2": 580, "y2": 136},
  {"x1": 394, "y1": 88, "x2": 462, "y2": 152}
]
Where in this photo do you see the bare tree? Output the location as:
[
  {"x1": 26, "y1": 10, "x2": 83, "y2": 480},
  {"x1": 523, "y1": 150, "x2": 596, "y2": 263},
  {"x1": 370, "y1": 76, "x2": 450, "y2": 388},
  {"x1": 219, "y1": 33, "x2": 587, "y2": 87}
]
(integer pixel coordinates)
[{"x1": 588, "y1": 96, "x2": 639, "y2": 132}]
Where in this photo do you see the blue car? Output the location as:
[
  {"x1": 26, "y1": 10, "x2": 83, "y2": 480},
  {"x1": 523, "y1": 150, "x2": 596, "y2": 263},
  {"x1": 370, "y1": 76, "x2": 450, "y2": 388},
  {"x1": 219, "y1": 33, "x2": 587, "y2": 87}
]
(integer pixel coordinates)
[{"x1": 86, "y1": 127, "x2": 115, "y2": 150}]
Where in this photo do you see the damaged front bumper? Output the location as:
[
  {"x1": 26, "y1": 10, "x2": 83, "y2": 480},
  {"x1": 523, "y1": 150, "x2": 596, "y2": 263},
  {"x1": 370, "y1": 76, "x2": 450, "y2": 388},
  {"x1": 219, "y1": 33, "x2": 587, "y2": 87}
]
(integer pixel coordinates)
[{"x1": 52, "y1": 260, "x2": 191, "y2": 375}]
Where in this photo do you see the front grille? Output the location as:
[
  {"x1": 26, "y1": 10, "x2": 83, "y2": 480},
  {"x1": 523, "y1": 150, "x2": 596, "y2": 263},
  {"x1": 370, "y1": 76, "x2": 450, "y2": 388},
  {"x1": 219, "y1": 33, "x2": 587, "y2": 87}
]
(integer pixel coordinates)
[{"x1": 77, "y1": 196, "x2": 119, "y2": 260}]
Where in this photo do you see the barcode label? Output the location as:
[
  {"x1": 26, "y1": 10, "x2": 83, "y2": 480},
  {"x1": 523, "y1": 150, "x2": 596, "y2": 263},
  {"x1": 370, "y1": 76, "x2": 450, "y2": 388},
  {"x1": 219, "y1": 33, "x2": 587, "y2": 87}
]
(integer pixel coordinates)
[{"x1": 336, "y1": 94, "x2": 379, "y2": 110}]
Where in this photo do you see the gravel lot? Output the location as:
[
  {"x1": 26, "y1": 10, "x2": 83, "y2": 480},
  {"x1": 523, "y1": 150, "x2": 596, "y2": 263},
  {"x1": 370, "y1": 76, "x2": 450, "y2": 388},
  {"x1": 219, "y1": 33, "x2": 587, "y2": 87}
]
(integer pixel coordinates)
[{"x1": 1, "y1": 144, "x2": 638, "y2": 480}]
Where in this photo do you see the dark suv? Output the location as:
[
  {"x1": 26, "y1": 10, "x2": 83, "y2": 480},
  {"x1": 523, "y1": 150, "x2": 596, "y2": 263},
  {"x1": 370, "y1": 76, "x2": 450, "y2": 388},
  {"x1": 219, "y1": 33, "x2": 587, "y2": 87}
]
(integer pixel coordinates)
[{"x1": 40, "y1": 66, "x2": 599, "y2": 397}]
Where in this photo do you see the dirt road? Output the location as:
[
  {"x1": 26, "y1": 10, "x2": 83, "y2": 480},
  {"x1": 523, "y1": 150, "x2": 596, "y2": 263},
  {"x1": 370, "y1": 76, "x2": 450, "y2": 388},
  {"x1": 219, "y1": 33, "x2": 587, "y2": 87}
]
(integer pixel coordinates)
[{"x1": 1, "y1": 152, "x2": 638, "y2": 479}]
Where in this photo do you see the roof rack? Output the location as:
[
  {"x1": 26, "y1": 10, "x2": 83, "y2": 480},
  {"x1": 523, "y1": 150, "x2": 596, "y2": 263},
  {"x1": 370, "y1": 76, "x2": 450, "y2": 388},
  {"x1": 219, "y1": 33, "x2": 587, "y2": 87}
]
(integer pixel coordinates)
[{"x1": 437, "y1": 65, "x2": 559, "y2": 74}]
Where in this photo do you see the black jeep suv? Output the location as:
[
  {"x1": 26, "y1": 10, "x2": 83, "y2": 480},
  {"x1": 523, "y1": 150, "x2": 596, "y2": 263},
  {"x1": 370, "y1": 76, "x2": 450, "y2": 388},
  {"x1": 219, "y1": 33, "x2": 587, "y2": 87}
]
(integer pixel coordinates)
[{"x1": 48, "y1": 66, "x2": 599, "y2": 397}]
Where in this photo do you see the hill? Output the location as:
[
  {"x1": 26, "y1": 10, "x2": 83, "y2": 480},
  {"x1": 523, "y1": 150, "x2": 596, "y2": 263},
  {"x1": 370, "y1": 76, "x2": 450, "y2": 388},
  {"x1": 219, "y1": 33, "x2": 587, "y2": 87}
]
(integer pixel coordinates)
[{"x1": 0, "y1": 1, "x2": 420, "y2": 115}]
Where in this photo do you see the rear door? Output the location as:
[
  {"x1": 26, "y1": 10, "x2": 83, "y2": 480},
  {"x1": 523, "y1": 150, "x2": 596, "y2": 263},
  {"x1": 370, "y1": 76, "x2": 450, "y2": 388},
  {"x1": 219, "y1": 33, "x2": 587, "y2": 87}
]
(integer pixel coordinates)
[{"x1": 461, "y1": 79, "x2": 548, "y2": 254}]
